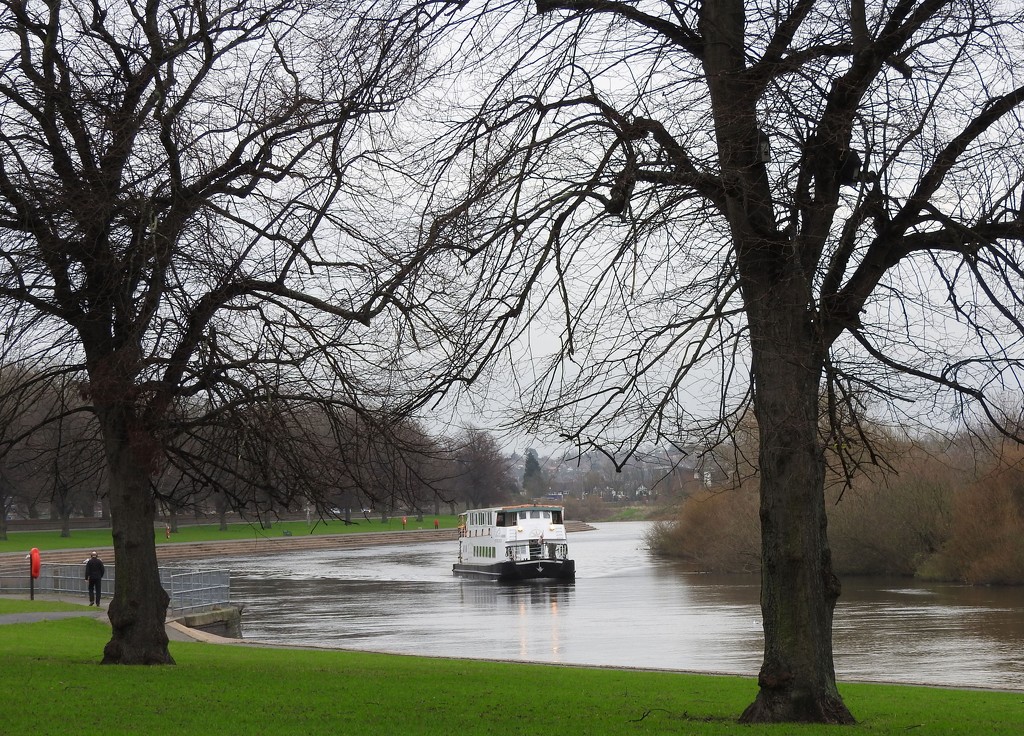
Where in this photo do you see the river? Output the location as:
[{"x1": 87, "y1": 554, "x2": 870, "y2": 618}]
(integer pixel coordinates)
[{"x1": 210, "y1": 521, "x2": 1024, "y2": 690}]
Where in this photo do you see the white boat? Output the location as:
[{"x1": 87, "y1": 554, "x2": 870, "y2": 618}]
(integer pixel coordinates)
[{"x1": 453, "y1": 504, "x2": 576, "y2": 581}]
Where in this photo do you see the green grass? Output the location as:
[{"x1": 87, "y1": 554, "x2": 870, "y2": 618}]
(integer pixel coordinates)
[
  {"x1": 603, "y1": 506, "x2": 653, "y2": 522},
  {"x1": 0, "y1": 515, "x2": 460, "y2": 554},
  {"x1": 0, "y1": 597, "x2": 94, "y2": 614},
  {"x1": 1, "y1": 612, "x2": 1021, "y2": 735}
]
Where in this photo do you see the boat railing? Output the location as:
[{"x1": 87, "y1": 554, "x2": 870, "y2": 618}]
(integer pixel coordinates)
[{"x1": 507, "y1": 541, "x2": 570, "y2": 563}]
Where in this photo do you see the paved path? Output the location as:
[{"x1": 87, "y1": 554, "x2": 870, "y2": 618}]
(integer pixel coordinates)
[
  {"x1": 0, "y1": 610, "x2": 105, "y2": 625},
  {"x1": 0, "y1": 521, "x2": 594, "y2": 567},
  {"x1": 0, "y1": 527, "x2": 459, "y2": 567},
  {"x1": 0, "y1": 595, "x2": 202, "y2": 642}
]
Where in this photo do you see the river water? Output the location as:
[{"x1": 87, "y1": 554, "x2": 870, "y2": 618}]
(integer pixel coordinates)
[{"x1": 210, "y1": 522, "x2": 1024, "y2": 690}]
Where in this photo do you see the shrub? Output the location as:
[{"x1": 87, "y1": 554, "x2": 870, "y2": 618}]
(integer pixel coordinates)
[
  {"x1": 646, "y1": 485, "x2": 760, "y2": 573},
  {"x1": 649, "y1": 440, "x2": 1024, "y2": 583},
  {"x1": 828, "y1": 455, "x2": 955, "y2": 577},
  {"x1": 928, "y1": 455, "x2": 1024, "y2": 584}
]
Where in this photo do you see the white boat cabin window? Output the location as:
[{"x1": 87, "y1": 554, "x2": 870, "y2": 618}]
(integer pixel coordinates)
[
  {"x1": 467, "y1": 511, "x2": 495, "y2": 526},
  {"x1": 511, "y1": 509, "x2": 563, "y2": 524},
  {"x1": 466, "y1": 511, "x2": 493, "y2": 528}
]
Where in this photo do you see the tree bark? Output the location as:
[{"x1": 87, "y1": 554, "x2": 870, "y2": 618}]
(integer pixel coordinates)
[
  {"x1": 739, "y1": 297, "x2": 853, "y2": 724},
  {"x1": 101, "y1": 444, "x2": 173, "y2": 664},
  {"x1": 697, "y1": 1, "x2": 853, "y2": 722},
  {"x1": 91, "y1": 372, "x2": 173, "y2": 665}
]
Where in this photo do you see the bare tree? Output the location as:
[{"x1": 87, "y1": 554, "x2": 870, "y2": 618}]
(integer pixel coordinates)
[
  {"x1": 443, "y1": 427, "x2": 516, "y2": 508},
  {"x1": 0, "y1": 363, "x2": 101, "y2": 534},
  {"x1": 0, "y1": 364, "x2": 27, "y2": 539},
  {"x1": 0, "y1": 0, "x2": 459, "y2": 664},
  {"x1": 168, "y1": 401, "x2": 449, "y2": 524},
  {"x1": 41, "y1": 408, "x2": 105, "y2": 537},
  {"x1": 424, "y1": 0, "x2": 1024, "y2": 723}
]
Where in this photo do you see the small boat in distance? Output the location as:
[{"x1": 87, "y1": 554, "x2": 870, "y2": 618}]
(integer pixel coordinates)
[{"x1": 453, "y1": 504, "x2": 576, "y2": 582}]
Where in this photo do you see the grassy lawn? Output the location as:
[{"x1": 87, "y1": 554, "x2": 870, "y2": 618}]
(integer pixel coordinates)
[
  {"x1": 0, "y1": 515, "x2": 460, "y2": 554},
  {"x1": 604, "y1": 507, "x2": 651, "y2": 522},
  {"x1": 1, "y1": 612, "x2": 1021, "y2": 736},
  {"x1": 0, "y1": 597, "x2": 94, "y2": 614}
]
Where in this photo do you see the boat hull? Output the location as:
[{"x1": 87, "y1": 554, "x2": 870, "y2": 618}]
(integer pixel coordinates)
[{"x1": 452, "y1": 558, "x2": 576, "y2": 582}]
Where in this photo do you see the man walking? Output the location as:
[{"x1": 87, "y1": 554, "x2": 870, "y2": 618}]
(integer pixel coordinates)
[{"x1": 84, "y1": 551, "x2": 105, "y2": 607}]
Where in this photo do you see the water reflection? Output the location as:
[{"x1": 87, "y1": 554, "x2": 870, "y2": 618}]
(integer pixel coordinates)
[
  {"x1": 455, "y1": 583, "x2": 575, "y2": 660},
  {"x1": 833, "y1": 580, "x2": 1024, "y2": 688},
  {"x1": 211, "y1": 522, "x2": 1024, "y2": 690}
]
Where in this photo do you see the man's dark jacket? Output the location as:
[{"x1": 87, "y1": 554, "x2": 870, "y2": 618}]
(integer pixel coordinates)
[{"x1": 85, "y1": 557, "x2": 104, "y2": 581}]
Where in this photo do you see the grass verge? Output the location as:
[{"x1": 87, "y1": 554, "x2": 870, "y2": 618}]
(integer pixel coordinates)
[
  {"x1": 1, "y1": 615, "x2": 1021, "y2": 736},
  {"x1": 0, "y1": 597, "x2": 94, "y2": 614},
  {"x1": 0, "y1": 516, "x2": 460, "y2": 555}
]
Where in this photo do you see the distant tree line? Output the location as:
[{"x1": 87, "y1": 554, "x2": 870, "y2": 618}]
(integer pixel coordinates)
[{"x1": 0, "y1": 365, "x2": 517, "y2": 540}]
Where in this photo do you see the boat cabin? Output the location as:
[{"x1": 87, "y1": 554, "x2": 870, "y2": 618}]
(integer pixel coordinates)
[{"x1": 454, "y1": 504, "x2": 575, "y2": 581}]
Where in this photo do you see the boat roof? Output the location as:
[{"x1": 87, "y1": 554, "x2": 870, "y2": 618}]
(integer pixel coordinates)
[{"x1": 460, "y1": 504, "x2": 564, "y2": 515}]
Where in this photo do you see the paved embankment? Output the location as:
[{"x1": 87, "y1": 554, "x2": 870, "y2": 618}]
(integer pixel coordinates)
[{"x1": 0, "y1": 521, "x2": 595, "y2": 568}]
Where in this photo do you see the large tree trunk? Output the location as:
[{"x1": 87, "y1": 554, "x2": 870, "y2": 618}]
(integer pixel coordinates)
[
  {"x1": 739, "y1": 302, "x2": 852, "y2": 724},
  {"x1": 699, "y1": 0, "x2": 853, "y2": 722},
  {"x1": 102, "y1": 446, "x2": 173, "y2": 664},
  {"x1": 91, "y1": 369, "x2": 174, "y2": 665}
]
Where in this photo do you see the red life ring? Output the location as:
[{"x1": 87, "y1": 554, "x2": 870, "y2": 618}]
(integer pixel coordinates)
[{"x1": 29, "y1": 547, "x2": 40, "y2": 579}]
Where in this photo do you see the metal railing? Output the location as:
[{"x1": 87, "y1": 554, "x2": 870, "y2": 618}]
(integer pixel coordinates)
[
  {"x1": 160, "y1": 567, "x2": 230, "y2": 615},
  {"x1": 0, "y1": 563, "x2": 230, "y2": 615}
]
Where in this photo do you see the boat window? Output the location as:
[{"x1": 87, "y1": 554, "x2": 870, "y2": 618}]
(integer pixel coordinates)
[
  {"x1": 519, "y1": 511, "x2": 528, "y2": 520},
  {"x1": 495, "y1": 512, "x2": 505, "y2": 526},
  {"x1": 551, "y1": 510, "x2": 562, "y2": 524},
  {"x1": 542, "y1": 511, "x2": 551, "y2": 519},
  {"x1": 487, "y1": 512, "x2": 493, "y2": 525},
  {"x1": 530, "y1": 510, "x2": 540, "y2": 519}
]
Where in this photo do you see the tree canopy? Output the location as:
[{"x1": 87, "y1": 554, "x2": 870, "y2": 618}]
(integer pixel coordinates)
[
  {"x1": 423, "y1": 0, "x2": 1024, "y2": 723},
  {"x1": 0, "y1": 0, "x2": 461, "y2": 663}
]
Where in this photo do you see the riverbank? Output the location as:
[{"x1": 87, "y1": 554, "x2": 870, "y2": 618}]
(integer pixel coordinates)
[
  {"x1": 3, "y1": 613, "x2": 1022, "y2": 736},
  {"x1": 0, "y1": 521, "x2": 595, "y2": 569}
]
